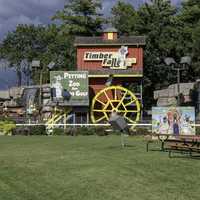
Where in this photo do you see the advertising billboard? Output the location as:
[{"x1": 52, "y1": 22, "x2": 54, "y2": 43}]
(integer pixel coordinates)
[
  {"x1": 50, "y1": 71, "x2": 89, "y2": 106},
  {"x1": 77, "y1": 46, "x2": 143, "y2": 77},
  {"x1": 83, "y1": 46, "x2": 137, "y2": 70},
  {"x1": 152, "y1": 107, "x2": 195, "y2": 135}
]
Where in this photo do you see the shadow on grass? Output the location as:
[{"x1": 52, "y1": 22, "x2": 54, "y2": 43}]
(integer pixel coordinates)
[
  {"x1": 169, "y1": 154, "x2": 200, "y2": 159},
  {"x1": 107, "y1": 144, "x2": 137, "y2": 150},
  {"x1": 148, "y1": 149, "x2": 162, "y2": 152}
]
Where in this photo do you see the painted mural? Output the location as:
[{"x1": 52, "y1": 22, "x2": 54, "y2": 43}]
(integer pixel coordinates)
[{"x1": 152, "y1": 107, "x2": 195, "y2": 135}]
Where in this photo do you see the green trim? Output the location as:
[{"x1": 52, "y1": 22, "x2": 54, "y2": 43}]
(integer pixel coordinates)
[
  {"x1": 74, "y1": 43, "x2": 145, "y2": 47},
  {"x1": 88, "y1": 74, "x2": 143, "y2": 78}
]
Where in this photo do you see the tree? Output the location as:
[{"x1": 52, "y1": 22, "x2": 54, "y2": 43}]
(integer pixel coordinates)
[
  {"x1": 178, "y1": 0, "x2": 200, "y2": 78},
  {"x1": 52, "y1": 0, "x2": 104, "y2": 36},
  {"x1": 180, "y1": 0, "x2": 200, "y2": 28},
  {"x1": 192, "y1": 21, "x2": 200, "y2": 76},
  {"x1": 0, "y1": 24, "x2": 75, "y2": 86},
  {"x1": 135, "y1": 0, "x2": 179, "y2": 108},
  {"x1": 31, "y1": 24, "x2": 76, "y2": 84},
  {"x1": 0, "y1": 24, "x2": 46, "y2": 86},
  {"x1": 111, "y1": 1, "x2": 138, "y2": 35}
]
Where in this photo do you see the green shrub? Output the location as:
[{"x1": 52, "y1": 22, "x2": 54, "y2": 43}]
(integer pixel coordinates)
[
  {"x1": 94, "y1": 126, "x2": 110, "y2": 136},
  {"x1": 131, "y1": 126, "x2": 151, "y2": 135},
  {"x1": 0, "y1": 119, "x2": 16, "y2": 135},
  {"x1": 77, "y1": 127, "x2": 95, "y2": 136},
  {"x1": 64, "y1": 127, "x2": 77, "y2": 136},
  {"x1": 29, "y1": 125, "x2": 46, "y2": 135},
  {"x1": 52, "y1": 128, "x2": 65, "y2": 135},
  {"x1": 76, "y1": 126, "x2": 110, "y2": 136},
  {"x1": 61, "y1": 126, "x2": 110, "y2": 136}
]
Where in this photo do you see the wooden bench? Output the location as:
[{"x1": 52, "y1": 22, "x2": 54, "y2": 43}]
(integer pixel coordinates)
[
  {"x1": 145, "y1": 134, "x2": 170, "y2": 152},
  {"x1": 166, "y1": 139, "x2": 200, "y2": 158},
  {"x1": 145, "y1": 134, "x2": 200, "y2": 158}
]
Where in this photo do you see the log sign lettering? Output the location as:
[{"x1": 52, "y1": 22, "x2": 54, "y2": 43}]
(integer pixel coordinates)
[{"x1": 84, "y1": 46, "x2": 136, "y2": 69}]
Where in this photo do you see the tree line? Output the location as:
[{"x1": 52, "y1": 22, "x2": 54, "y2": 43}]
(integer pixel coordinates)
[{"x1": 0, "y1": 0, "x2": 200, "y2": 108}]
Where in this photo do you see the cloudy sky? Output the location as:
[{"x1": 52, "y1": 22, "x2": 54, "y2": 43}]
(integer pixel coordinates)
[{"x1": 0, "y1": 0, "x2": 182, "y2": 40}]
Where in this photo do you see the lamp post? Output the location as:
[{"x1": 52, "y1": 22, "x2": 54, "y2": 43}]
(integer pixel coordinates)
[
  {"x1": 164, "y1": 56, "x2": 191, "y2": 106},
  {"x1": 31, "y1": 60, "x2": 56, "y2": 105},
  {"x1": 21, "y1": 59, "x2": 31, "y2": 86},
  {"x1": 31, "y1": 60, "x2": 56, "y2": 119},
  {"x1": 31, "y1": 60, "x2": 42, "y2": 105},
  {"x1": 195, "y1": 80, "x2": 200, "y2": 115}
]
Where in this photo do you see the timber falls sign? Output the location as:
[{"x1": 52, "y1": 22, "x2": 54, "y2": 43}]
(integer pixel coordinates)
[{"x1": 84, "y1": 46, "x2": 136, "y2": 70}]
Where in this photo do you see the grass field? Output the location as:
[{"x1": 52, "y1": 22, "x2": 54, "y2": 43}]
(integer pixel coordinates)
[{"x1": 0, "y1": 135, "x2": 200, "y2": 200}]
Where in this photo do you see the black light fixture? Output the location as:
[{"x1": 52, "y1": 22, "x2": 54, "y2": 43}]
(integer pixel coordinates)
[
  {"x1": 180, "y1": 56, "x2": 191, "y2": 66},
  {"x1": 106, "y1": 74, "x2": 113, "y2": 86},
  {"x1": 31, "y1": 60, "x2": 40, "y2": 68},
  {"x1": 164, "y1": 57, "x2": 176, "y2": 66},
  {"x1": 48, "y1": 61, "x2": 56, "y2": 70},
  {"x1": 164, "y1": 56, "x2": 191, "y2": 68},
  {"x1": 164, "y1": 56, "x2": 191, "y2": 106}
]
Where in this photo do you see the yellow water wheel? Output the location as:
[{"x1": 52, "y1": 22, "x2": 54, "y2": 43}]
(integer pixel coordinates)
[{"x1": 91, "y1": 86, "x2": 141, "y2": 124}]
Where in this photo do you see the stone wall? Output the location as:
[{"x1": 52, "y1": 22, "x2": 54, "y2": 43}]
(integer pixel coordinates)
[{"x1": 154, "y1": 82, "x2": 195, "y2": 106}]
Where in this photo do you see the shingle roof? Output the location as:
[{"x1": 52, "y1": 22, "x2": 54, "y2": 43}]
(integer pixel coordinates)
[
  {"x1": 74, "y1": 36, "x2": 146, "y2": 46},
  {"x1": 103, "y1": 27, "x2": 118, "y2": 33}
]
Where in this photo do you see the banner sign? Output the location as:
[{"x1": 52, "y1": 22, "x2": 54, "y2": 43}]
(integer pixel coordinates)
[
  {"x1": 50, "y1": 71, "x2": 89, "y2": 106},
  {"x1": 84, "y1": 46, "x2": 136, "y2": 69},
  {"x1": 152, "y1": 107, "x2": 195, "y2": 135}
]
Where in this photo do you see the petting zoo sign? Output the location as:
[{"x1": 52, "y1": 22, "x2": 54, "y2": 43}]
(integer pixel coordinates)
[
  {"x1": 50, "y1": 71, "x2": 89, "y2": 106},
  {"x1": 84, "y1": 46, "x2": 136, "y2": 69}
]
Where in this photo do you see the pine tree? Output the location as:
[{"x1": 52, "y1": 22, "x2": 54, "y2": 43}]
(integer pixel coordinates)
[
  {"x1": 179, "y1": 0, "x2": 200, "y2": 78},
  {"x1": 111, "y1": 1, "x2": 138, "y2": 35},
  {"x1": 135, "y1": 0, "x2": 178, "y2": 108},
  {"x1": 52, "y1": 0, "x2": 104, "y2": 36}
]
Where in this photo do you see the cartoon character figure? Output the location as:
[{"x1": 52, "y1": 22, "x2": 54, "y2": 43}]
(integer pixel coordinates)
[
  {"x1": 181, "y1": 115, "x2": 193, "y2": 135},
  {"x1": 118, "y1": 46, "x2": 128, "y2": 68},
  {"x1": 167, "y1": 108, "x2": 181, "y2": 135},
  {"x1": 167, "y1": 111, "x2": 174, "y2": 134},
  {"x1": 159, "y1": 116, "x2": 169, "y2": 134},
  {"x1": 52, "y1": 75, "x2": 63, "y2": 99},
  {"x1": 173, "y1": 118, "x2": 180, "y2": 135}
]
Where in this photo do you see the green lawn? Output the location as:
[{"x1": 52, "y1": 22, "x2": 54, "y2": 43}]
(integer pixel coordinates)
[{"x1": 0, "y1": 135, "x2": 199, "y2": 200}]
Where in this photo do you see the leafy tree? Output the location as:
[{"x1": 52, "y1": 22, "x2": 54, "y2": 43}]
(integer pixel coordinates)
[
  {"x1": 111, "y1": 1, "x2": 138, "y2": 35},
  {"x1": 109, "y1": 0, "x2": 200, "y2": 108},
  {"x1": 50, "y1": 0, "x2": 105, "y2": 86},
  {"x1": 135, "y1": 0, "x2": 179, "y2": 108},
  {"x1": 31, "y1": 24, "x2": 76, "y2": 84},
  {"x1": 180, "y1": 0, "x2": 200, "y2": 28},
  {"x1": 0, "y1": 24, "x2": 75, "y2": 86},
  {"x1": 192, "y1": 21, "x2": 200, "y2": 76},
  {"x1": 178, "y1": 0, "x2": 200, "y2": 78},
  {"x1": 52, "y1": 0, "x2": 104, "y2": 36},
  {"x1": 0, "y1": 24, "x2": 46, "y2": 86}
]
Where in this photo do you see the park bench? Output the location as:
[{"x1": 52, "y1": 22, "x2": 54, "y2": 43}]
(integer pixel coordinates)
[
  {"x1": 145, "y1": 134, "x2": 170, "y2": 152},
  {"x1": 145, "y1": 134, "x2": 200, "y2": 158},
  {"x1": 166, "y1": 136, "x2": 200, "y2": 157}
]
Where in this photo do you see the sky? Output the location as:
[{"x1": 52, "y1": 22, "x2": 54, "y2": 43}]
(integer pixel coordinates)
[{"x1": 0, "y1": 0, "x2": 182, "y2": 40}]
